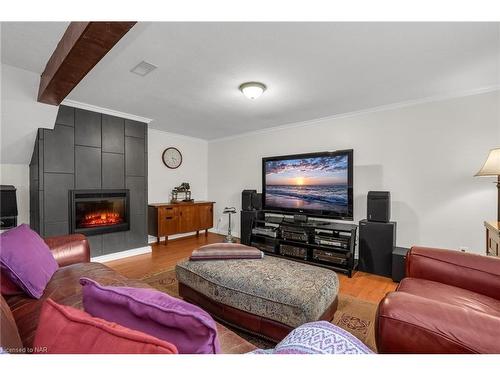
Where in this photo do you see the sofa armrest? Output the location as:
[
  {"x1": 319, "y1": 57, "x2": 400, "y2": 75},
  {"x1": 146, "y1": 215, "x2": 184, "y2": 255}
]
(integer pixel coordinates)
[
  {"x1": 376, "y1": 292, "x2": 500, "y2": 353},
  {"x1": 44, "y1": 234, "x2": 90, "y2": 267},
  {"x1": 406, "y1": 246, "x2": 500, "y2": 300}
]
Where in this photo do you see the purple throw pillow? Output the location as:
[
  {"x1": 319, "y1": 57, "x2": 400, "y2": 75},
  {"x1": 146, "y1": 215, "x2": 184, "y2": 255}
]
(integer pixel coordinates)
[
  {"x1": 80, "y1": 277, "x2": 220, "y2": 354},
  {"x1": 0, "y1": 224, "x2": 58, "y2": 299},
  {"x1": 252, "y1": 321, "x2": 373, "y2": 354}
]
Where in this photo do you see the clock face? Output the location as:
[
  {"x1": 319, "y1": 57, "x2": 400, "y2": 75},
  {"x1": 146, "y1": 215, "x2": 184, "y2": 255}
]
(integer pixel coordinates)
[{"x1": 162, "y1": 147, "x2": 182, "y2": 169}]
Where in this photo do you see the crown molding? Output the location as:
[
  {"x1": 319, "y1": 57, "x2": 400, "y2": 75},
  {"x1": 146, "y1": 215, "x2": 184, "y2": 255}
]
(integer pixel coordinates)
[
  {"x1": 208, "y1": 85, "x2": 500, "y2": 143},
  {"x1": 148, "y1": 127, "x2": 208, "y2": 144},
  {"x1": 61, "y1": 99, "x2": 153, "y2": 124}
]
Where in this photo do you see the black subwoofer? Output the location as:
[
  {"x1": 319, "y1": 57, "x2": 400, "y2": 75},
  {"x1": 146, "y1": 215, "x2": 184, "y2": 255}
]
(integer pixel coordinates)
[{"x1": 392, "y1": 246, "x2": 410, "y2": 282}]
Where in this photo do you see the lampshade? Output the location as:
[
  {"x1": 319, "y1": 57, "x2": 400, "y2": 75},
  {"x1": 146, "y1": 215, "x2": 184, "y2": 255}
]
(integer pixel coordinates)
[{"x1": 475, "y1": 148, "x2": 500, "y2": 176}]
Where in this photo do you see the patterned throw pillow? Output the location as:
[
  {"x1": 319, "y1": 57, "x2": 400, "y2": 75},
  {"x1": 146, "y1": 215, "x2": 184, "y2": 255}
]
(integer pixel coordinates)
[{"x1": 251, "y1": 321, "x2": 373, "y2": 354}]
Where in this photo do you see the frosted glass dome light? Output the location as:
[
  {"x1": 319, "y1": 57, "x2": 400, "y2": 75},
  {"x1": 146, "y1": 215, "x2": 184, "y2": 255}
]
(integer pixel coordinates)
[{"x1": 239, "y1": 82, "x2": 267, "y2": 100}]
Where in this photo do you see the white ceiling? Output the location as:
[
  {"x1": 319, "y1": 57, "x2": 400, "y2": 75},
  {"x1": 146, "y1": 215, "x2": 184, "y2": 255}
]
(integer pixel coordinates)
[
  {"x1": 1, "y1": 22, "x2": 70, "y2": 73},
  {"x1": 2, "y1": 22, "x2": 499, "y2": 140}
]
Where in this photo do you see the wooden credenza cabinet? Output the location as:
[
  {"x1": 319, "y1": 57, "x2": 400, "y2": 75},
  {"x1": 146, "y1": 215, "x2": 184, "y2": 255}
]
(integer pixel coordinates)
[
  {"x1": 485, "y1": 221, "x2": 500, "y2": 257},
  {"x1": 148, "y1": 201, "x2": 215, "y2": 244}
]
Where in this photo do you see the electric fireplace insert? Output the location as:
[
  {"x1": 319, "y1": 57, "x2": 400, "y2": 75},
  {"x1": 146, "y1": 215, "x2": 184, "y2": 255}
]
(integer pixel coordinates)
[{"x1": 69, "y1": 189, "x2": 130, "y2": 236}]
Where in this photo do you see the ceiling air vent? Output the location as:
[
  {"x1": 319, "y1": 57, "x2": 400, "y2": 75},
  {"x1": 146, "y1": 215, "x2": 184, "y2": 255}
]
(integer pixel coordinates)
[{"x1": 130, "y1": 61, "x2": 157, "y2": 76}]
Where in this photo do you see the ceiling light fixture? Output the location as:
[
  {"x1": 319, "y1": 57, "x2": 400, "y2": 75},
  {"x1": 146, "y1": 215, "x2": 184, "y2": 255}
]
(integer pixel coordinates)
[{"x1": 239, "y1": 82, "x2": 267, "y2": 100}]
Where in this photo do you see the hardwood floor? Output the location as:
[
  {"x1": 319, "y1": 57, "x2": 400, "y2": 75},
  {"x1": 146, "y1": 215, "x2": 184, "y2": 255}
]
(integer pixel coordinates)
[{"x1": 105, "y1": 232, "x2": 397, "y2": 304}]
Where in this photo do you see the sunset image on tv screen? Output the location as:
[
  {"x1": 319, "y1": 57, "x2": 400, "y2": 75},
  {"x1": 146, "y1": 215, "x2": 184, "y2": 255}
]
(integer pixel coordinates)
[{"x1": 264, "y1": 155, "x2": 348, "y2": 212}]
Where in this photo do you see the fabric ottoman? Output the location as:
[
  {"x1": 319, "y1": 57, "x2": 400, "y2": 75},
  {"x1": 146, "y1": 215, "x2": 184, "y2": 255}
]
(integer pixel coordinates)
[{"x1": 176, "y1": 256, "x2": 339, "y2": 342}]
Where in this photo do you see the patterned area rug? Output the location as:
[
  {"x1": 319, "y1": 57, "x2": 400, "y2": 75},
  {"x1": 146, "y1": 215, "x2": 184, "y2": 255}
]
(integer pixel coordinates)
[{"x1": 141, "y1": 268, "x2": 378, "y2": 352}]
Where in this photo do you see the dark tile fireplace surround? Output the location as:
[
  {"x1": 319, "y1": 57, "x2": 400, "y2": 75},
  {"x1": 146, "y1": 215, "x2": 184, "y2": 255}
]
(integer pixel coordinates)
[{"x1": 29, "y1": 105, "x2": 148, "y2": 258}]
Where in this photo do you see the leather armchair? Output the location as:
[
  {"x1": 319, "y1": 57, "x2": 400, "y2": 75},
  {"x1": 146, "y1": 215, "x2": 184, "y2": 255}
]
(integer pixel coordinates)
[
  {"x1": 376, "y1": 246, "x2": 500, "y2": 354},
  {"x1": 44, "y1": 234, "x2": 90, "y2": 267}
]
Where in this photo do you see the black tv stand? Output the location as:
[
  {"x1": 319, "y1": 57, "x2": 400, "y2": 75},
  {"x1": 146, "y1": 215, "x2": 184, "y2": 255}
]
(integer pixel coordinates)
[{"x1": 243, "y1": 211, "x2": 358, "y2": 277}]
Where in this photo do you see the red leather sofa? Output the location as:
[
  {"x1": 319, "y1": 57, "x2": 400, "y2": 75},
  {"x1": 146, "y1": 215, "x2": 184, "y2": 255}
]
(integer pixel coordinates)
[
  {"x1": 0, "y1": 234, "x2": 255, "y2": 354},
  {"x1": 376, "y1": 246, "x2": 500, "y2": 354}
]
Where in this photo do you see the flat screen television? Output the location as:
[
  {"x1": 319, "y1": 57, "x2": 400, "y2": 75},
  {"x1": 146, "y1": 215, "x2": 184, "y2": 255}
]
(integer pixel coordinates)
[{"x1": 262, "y1": 150, "x2": 353, "y2": 220}]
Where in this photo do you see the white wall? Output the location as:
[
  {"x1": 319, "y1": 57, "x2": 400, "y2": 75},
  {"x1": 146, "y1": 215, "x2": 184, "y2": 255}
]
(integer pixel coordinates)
[
  {"x1": 148, "y1": 128, "x2": 208, "y2": 203},
  {"x1": 0, "y1": 64, "x2": 55, "y2": 228},
  {"x1": 0, "y1": 64, "x2": 58, "y2": 164},
  {"x1": 208, "y1": 90, "x2": 500, "y2": 253},
  {"x1": 0, "y1": 164, "x2": 29, "y2": 226},
  {"x1": 147, "y1": 128, "x2": 209, "y2": 241}
]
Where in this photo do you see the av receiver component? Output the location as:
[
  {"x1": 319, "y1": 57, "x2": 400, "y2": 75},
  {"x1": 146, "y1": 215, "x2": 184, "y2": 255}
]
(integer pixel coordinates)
[
  {"x1": 315, "y1": 229, "x2": 333, "y2": 236},
  {"x1": 266, "y1": 215, "x2": 284, "y2": 224},
  {"x1": 281, "y1": 227, "x2": 309, "y2": 242},
  {"x1": 251, "y1": 226, "x2": 278, "y2": 238},
  {"x1": 315, "y1": 228, "x2": 352, "y2": 238},
  {"x1": 251, "y1": 241, "x2": 277, "y2": 254},
  {"x1": 293, "y1": 214, "x2": 308, "y2": 223},
  {"x1": 280, "y1": 244, "x2": 307, "y2": 260},
  {"x1": 312, "y1": 249, "x2": 347, "y2": 265},
  {"x1": 314, "y1": 236, "x2": 348, "y2": 248}
]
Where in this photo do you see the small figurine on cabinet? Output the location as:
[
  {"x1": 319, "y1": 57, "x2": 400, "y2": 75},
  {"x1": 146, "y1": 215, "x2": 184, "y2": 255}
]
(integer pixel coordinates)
[{"x1": 171, "y1": 182, "x2": 194, "y2": 203}]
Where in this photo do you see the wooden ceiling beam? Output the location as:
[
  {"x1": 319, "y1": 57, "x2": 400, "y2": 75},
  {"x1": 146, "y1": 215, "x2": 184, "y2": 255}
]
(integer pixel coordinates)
[{"x1": 38, "y1": 21, "x2": 136, "y2": 105}]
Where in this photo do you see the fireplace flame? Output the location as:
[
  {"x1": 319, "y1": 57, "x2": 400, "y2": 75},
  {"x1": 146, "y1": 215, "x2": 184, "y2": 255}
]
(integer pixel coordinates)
[{"x1": 80, "y1": 211, "x2": 124, "y2": 227}]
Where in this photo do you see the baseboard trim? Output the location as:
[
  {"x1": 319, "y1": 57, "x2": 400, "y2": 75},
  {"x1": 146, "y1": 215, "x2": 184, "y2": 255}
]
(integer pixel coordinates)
[
  {"x1": 146, "y1": 230, "x2": 241, "y2": 245},
  {"x1": 147, "y1": 232, "x2": 203, "y2": 244},
  {"x1": 91, "y1": 245, "x2": 152, "y2": 263}
]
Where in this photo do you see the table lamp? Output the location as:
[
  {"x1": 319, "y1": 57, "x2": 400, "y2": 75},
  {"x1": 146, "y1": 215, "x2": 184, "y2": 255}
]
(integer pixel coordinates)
[{"x1": 475, "y1": 148, "x2": 500, "y2": 222}]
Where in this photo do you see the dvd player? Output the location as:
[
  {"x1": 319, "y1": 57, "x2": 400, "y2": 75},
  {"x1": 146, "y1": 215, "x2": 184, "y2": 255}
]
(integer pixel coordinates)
[
  {"x1": 315, "y1": 228, "x2": 352, "y2": 238},
  {"x1": 313, "y1": 235, "x2": 348, "y2": 248},
  {"x1": 312, "y1": 249, "x2": 347, "y2": 265},
  {"x1": 252, "y1": 226, "x2": 278, "y2": 238}
]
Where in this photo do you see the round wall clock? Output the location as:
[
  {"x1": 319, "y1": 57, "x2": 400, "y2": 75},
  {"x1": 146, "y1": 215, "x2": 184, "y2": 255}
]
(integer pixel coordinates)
[{"x1": 162, "y1": 147, "x2": 183, "y2": 169}]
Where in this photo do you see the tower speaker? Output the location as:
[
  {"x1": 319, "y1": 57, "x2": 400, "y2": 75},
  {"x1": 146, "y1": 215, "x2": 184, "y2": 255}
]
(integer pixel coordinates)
[
  {"x1": 240, "y1": 210, "x2": 258, "y2": 246},
  {"x1": 367, "y1": 191, "x2": 391, "y2": 223},
  {"x1": 358, "y1": 219, "x2": 396, "y2": 277},
  {"x1": 242, "y1": 190, "x2": 256, "y2": 211}
]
